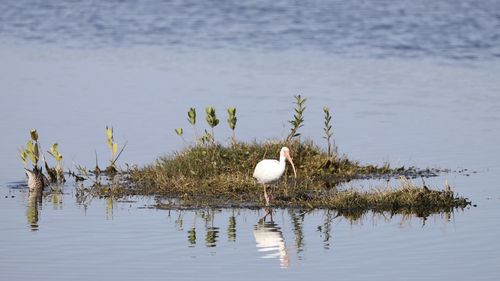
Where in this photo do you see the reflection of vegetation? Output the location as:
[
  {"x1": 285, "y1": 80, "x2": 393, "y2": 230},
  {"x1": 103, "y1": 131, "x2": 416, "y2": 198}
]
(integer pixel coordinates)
[
  {"x1": 289, "y1": 210, "x2": 305, "y2": 253},
  {"x1": 75, "y1": 182, "x2": 92, "y2": 213},
  {"x1": 51, "y1": 188, "x2": 63, "y2": 210},
  {"x1": 159, "y1": 207, "x2": 465, "y2": 268},
  {"x1": 205, "y1": 227, "x2": 219, "y2": 247},
  {"x1": 187, "y1": 228, "x2": 196, "y2": 247},
  {"x1": 321, "y1": 210, "x2": 334, "y2": 250},
  {"x1": 202, "y1": 209, "x2": 219, "y2": 247},
  {"x1": 175, "y1": 212, "x2": 184, "y2": 231},
  {"x1": 227, "y1": 215, "x2": 236, "y2": 242},
  {"x1": 106, "y1": 197, "x2": 113, "y2": 220},
  {"x1": 73, "y1": 168, "x2": 132, "y2": 199},
  {"x1": 27, "y1": 189, "x2": 42, "y2": 231}
]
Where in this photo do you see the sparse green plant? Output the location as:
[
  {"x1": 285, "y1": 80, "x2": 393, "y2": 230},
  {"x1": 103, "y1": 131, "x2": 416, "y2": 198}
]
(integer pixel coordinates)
[
  {"x1": 73, "y1": 164, "x2": 100, "y2": 185},
  {"x1": 205, "y1": 107, "x2": 219, "y2": 143},
  {"x1": 175, "y1": 128, "x2": 183, "y2": 136},
  {"x1": 94, "y1": 150, "x2": 101, "y2": 174},
  {"x1": 175, "y1": 128, "x2": 187, "y2": 146},
  {"x1": 106, "y1": 126, "x2": 118, "y2": 172},
  {"x1": 199, "y1": 129, "x2": 215, "y2": 145},
  {"x1": 20, "y1": 148, "x2": 28, "y2": 167},
  {"x1": 30, "y1": 130, "x2": 38, "y2": 142},
  {"x1": 48, "y1": 143, "x2": 65, "y2": 182},
  {"x1": 286, "y1": 95, "x2": 306, "y2": 142},
  {"x1": 322, "y1": 107, "x2": 336, "y2": 158},
  {"x1": 42, "y1": 157, "x2": 57, "y2": 184},
  {"x1": 26, "y1": 139, "x2": 39, "y2": 165},
  {"x1": 227, "y1": 107, "x2": 237, "y2": 143},
  {"x1": 187, "y1": 108, "x2": 197, "y2": 139},
  {"x1": 21, "y1": 129, "x2": 41, "y2": 169},
  {"x1": 75, "y1": 164, "x2": 90, "y2": 178},
  {"x1": 105, "y1": 126, "x2": 127, "y2": 173},
  {"x1": 20, "y1": 129, "x2": 65, "y2": 183}
]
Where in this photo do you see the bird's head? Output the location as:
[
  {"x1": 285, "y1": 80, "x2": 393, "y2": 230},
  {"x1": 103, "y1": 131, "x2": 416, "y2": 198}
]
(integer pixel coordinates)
[
  {"x1": 24, "y1": 168, "x2": 35, "y2": 181},
  {"x1": 280, "y1": 147, "x2": 297, "y2": 178}
]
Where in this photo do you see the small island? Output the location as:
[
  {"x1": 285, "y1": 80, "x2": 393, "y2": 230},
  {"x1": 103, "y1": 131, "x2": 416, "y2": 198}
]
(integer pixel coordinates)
[{"x1": 20, "y1": 96, "x2": 471, "y2": 219}]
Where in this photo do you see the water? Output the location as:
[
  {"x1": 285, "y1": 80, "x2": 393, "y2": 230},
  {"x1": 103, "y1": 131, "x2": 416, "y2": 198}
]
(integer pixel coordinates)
[
  {"x1": 2, "y1": 0, "x2": 500, "y2": 60},
  {"x1": 0, "y1": 188, "x2": 496, "y2": 281},
  {"x1": 1, "y1": 0, "x2": 500, "y2": 280}
]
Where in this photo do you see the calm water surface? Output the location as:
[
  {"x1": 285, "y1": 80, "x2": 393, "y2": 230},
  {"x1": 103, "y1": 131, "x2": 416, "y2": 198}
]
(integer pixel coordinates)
[
  {"x1": 1, "y1": 0, "x2": 500, "y2": 280},
  {"x1": 1, "y1": 185, "x2": 497, "y2": 281}
]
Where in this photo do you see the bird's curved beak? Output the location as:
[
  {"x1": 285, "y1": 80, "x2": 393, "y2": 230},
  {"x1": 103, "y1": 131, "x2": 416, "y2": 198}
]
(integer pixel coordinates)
[{"x1": 284, "y1": 151, "x2": 297, "y2": 178}]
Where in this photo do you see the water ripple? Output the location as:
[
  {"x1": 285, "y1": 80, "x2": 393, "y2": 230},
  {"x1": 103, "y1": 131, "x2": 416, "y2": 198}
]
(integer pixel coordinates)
[{"x1": 1, "y1": 0, "x2": 499, "y2": 60}]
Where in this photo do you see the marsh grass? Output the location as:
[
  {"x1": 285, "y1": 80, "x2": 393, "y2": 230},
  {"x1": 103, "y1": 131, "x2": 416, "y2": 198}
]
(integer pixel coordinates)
[
  {"x1": 127, "y1": 140, "x2": 469, "y2": 212},
  {"x1": 130, "y1": 139, "x2": 434, "y2": 193}
]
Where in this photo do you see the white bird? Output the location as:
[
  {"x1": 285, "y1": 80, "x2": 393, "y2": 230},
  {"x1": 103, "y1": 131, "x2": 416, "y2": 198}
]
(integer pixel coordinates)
[{"x1": 253, "y1": 147, "x2": 297, "y2": 205}]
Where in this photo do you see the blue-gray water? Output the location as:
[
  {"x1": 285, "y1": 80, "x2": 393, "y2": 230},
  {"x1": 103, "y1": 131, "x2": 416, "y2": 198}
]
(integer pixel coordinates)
[
  {"x1": 1, "y1": 0, "x2": 500, "y2": 280},
  {"x1": 2, "y1": 0, "x2": 500, "y2": 60}
]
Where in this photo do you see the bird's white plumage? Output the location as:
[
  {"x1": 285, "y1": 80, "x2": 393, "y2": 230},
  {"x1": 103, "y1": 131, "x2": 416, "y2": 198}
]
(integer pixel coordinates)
[
  {"x1": 253, "y1": 159, "x2": 285, "y2": 184},
  {"x1": 253, "y1": 147, "x2": 296, "y2": 205}
]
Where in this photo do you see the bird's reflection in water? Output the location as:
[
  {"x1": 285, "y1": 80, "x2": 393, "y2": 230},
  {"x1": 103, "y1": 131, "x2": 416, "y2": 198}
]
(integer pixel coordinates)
[
  {"x1": 26, "y1": 189, "x2": 42, "y2": 231},
  {"x1": 253, "y1": 208, "x2": 289, "y2": 268}
]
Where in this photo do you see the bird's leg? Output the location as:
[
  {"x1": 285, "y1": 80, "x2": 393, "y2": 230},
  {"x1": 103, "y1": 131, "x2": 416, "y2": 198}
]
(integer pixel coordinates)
[
  {"x1": 270, "y1": 183, "x2": 277, "y2": 203},
  {"x1": 268, "y1": 184, "x2": 274, "y2": 204},
  {"x1": 263, "y1": 184, "x2": 270, "y2": 206},
  {"x1": 261, "y1": 207, "x2": 272, "y2": 222}
]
